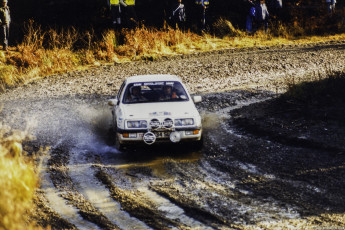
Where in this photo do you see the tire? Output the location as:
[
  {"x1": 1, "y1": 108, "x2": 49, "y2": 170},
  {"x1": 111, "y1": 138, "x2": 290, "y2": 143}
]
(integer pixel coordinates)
[
  {"x1": 193, "y1": 135, "x2": 204, "y2": 150},
  {"x1": 187, "y1": 135, "x2": 203, "y2": 151},
  {"x1": 112, "y1": 116, "x2": 126, "y2": 151},
  {"x1": 115, "y1": 132, "x2": 125, "y2": 151},
  {"x1": 109, "y1": 112, "x2": 124, "y2": 151},
  {"x1": 107, "y1": 126, "x2": 116, "y2": 146}
]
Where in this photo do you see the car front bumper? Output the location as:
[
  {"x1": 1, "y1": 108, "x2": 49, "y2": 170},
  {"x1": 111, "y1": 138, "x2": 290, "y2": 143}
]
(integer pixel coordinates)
[{"x1": 116, "y1": 128, "x2": 202, "y2": 145}]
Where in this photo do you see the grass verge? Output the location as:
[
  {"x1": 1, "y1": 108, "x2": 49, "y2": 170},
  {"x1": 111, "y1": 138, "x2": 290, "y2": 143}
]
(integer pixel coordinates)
[
  {"x1": 0, "y1": 122, "x2": 42, "y2": 229},
  {"x1": 0, "y1": 19, "x2": 345, "y2": 91}
]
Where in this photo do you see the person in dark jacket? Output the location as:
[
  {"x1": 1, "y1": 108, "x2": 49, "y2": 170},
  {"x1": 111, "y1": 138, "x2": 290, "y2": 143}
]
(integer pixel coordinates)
[
  {"x1": 245, "y1": 0, "x2": 256, "y2": 33},
  {"x1": 195, "y1": 0, "x2": 209, "y2": 31},
  {"x1": 0, "y1": 0, "x2": 10, "y2": 51},
  {"x1": 269, "y1": 0, "x2": 282, "y2": 19},
  {"x1": 326, "y1": 0, "x2": 336, "y2": 14},
  {"x1": 170, "y1": 0, "x2": 186, "y2": 29},
  {"x1": 122, "y1": 0, "x2": 137, "y2": 28},
  {"x1": 255, "y1": 0, "x2": 269, "y2": 32},
  {"x1": 107, "y1": 0, "x2": 126, "y2": 29}
]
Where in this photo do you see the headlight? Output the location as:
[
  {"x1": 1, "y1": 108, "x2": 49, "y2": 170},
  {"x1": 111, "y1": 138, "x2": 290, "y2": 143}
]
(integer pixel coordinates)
[
  {"x1": 127, "y1": 120, "x2": 147, "y2": 128},
  {"x1": 174, "y1": 118, "x2": 194, "y2": 126}
]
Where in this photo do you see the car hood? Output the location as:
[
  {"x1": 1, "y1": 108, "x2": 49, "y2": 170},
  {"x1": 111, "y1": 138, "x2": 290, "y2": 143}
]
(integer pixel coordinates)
[{"x1": 120, "y1": 101, "x2": 200, "y2": 119}]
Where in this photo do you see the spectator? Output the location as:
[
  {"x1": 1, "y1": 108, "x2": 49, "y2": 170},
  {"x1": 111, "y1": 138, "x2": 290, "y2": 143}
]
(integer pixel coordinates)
[
  {"x1": 255, "y1": 0, "x2": 269, "y2": 32},
  {"x1": 326, "y1": 0, "x2": 336, "y2": 14},
  {"x1": 170, "y1": 0, "x2": 186, "y2": 30},
  {"x1": 107, "y1": 0, "x2": 124, "y2": 29},
  {"x1": 270, "y1": 0, "x2": 282, "y2": 19},
  {"x1": 122, "y1": 0, "x2": 137, "y2": 28},
  {"x1": 0, "y1": 0, "x2": 10, "y2": 51},
  {"x1": 195, "y1": 0, "x2": 209, "y2": 31},
  {"x1": 245, "y1": 0, "x2": 256, "y2": 33}
]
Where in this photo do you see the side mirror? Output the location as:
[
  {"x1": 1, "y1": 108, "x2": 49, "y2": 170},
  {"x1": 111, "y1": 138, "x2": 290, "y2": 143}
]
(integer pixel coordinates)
[
  {"x1": 193, "y1": 95, "x2": 202, "y2": 103},
  {"x1": 108, "y1": 98, "x2": 118, "y2": 106}
]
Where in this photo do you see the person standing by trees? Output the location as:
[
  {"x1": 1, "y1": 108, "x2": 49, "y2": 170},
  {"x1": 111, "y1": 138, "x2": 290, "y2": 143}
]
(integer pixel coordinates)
[
  {"x1": 122, "y1": 0, "x2": 137, "y2": 28},
  {"x1": 270, "y1": 0, "x2": 282, "y2": 19},
  {"x1": 107, "y1": 0, "x2": 123, "y2": 29},
  {"x1": 245, "y1": 0, "x2": 256, "y2": 33},
  {"x1": 326, "y1": 0, "x2": 336, "y2": 14},
  {"x1": 0, "y1": 0, "x2": 10, "y2": 51},
  {"x1": 255, "y1": 0, "x2": 269, "y2": 32},
  {"x1": 195, "y1": 0, "x2": 209, "y2": 31},
  {"x1": 170, "y1": 0, "x2": 186, "y2": 30}
]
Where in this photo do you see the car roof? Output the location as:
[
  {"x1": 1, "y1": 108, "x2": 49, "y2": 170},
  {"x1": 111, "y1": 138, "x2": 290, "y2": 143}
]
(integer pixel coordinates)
[{"x1": 125, "y1": 74, "x2": 182, "y2": 84}]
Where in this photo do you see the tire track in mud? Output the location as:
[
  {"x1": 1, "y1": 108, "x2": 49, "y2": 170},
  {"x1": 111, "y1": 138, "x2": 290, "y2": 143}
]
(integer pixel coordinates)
[
  {"x1": 94, "y1": 167, "x2": 185, "y2": 230},
  {"x1": 40, "y1": 158, "x2": 98, "y2": 230},
  {"x1": 93, "y1": 159, "x2": 215, "y2": 230},
  {"x1": 48, "y1": 145, "x2": 120, "y2": 230},
  {"x1": 67, "y1": 148, "x2": 151, "y2": 230},
  {"x1": 136, "y1": 186, "x2": 213, "y2": 230},
  {"x1": 149, "y1": 157, "x2": 300, "y2": 228}
]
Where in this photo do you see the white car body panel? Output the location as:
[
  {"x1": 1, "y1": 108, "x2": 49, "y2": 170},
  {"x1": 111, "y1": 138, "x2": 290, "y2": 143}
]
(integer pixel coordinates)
[{"x1": 120, "y1": 102, "x2": 200, "y2": 120}]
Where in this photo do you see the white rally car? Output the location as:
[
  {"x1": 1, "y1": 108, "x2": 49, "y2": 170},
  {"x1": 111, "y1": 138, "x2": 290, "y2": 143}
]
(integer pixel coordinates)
[{"x1": 108, "y1": 74, "x2": 203, "y2": 149}]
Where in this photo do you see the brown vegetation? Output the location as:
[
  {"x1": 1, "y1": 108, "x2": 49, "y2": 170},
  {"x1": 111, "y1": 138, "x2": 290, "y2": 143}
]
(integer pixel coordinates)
[
  {"x1": 0, "y1": 17, "x2": 345, "y2": 91},
  {"x1": 0, "y1": 122, "x2": 43, "y2": 229}
]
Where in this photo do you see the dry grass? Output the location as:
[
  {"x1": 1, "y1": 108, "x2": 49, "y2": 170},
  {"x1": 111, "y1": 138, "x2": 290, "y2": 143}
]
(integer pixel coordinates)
[
  {"x1": 0, "y1": 19, "x2": 344, "y2": 91},
  {"x1": 0, "y1": 122, "x2": 42, "y2": 229}
]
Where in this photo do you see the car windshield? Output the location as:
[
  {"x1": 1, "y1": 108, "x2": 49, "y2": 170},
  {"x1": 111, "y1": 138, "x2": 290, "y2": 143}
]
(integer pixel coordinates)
[{"x1": 123, "y1": 81, "x2": 189, "y2": 104}]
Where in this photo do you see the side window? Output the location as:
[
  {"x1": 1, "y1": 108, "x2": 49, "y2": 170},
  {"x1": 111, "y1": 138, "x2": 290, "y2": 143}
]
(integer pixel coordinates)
[{"x1": 117, "y1": 82, "x2": 126, "y2": 100}]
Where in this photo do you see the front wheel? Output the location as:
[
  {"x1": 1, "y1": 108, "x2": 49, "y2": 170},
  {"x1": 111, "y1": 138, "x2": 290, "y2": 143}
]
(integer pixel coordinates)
[
  {"x1": 114, "y1": 132, "x2": 125, "y2": 151},
  {"x1": 190, "y1": 135, "x2": 204, "y2": 150},
  {"x1": 196, "y1": 136, "x2": 204, "y2": 149},
  {"x1": 113, "y1": 119, "x2": 126, "y2": 151}
]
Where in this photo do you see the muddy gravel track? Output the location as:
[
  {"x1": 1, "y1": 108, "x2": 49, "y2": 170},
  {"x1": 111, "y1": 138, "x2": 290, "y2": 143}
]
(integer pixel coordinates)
[{"x1": 1, "y1": 42, "x2": 345, "y2": 229}]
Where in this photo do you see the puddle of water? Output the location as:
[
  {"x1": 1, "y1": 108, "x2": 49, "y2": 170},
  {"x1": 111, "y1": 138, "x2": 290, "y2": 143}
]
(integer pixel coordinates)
[
  {"x1": 117, "y1": 152, "x2": 201, "y2": 176},
  {"x1": 98, "y1": 146, "x2": 203, "y2": 178}
]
